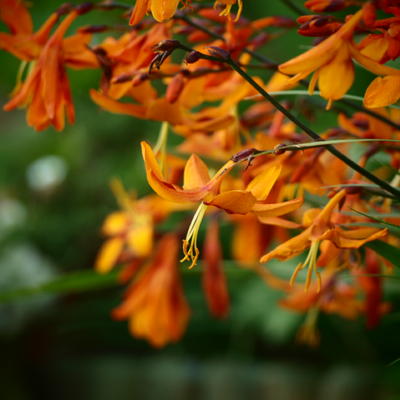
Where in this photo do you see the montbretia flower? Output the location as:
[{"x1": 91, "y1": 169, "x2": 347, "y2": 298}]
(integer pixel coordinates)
[
  {"x1": 202, "y1": 219, "x2": 230, "y2": 318},
  {"x1": 363, "y1": 75, "x2": 400, "y2": 108},
  {"x1": 280, "y1": 6, "x2": 400, "y2": 108},
  {"x1": 260, "y1": 190, "x2": 387, "y2": 291},
  {"x1": 3, "y1": 11, "x2": 79, "y2": 131},
  {"x1": 112, "y1": 234, "x2": 190, "y2": 348},
  {"x1": 130, "y1": 0, "x2": 183, "y2": 25},
  {"x1": 0, "y1": 0, "x2": 59, "y2": 60},
  {"x1": 141, "y1": 140, "x2": 235, "y2": 203},
  {"x1": 130, "y1": 0, "x2": 243, "y2": 25},
  {"x1": 214, "y1": 0, "x2": 243, "y2": 21},
  {"x1": 279, "y1": 10, "x2": 363, "y2": 108},
  {"x1": 142, "y1": 140, "x2": 302, "y2": 267}
]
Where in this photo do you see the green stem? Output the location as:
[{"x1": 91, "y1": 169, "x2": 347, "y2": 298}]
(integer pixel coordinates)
[
  {"x1": 177, "y1": 14, "x2": 400, "y2": 131},
  {"x1": 226, "y1": 59, "x2": 400, "y2": 198},
  {"x1": 280, "y1": 0, "x2": 306, "y2": 15}
]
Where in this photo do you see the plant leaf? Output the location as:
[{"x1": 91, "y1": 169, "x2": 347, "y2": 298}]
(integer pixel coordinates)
[
  {"x1": 0, "y1": 269, "x2": 119, "y2": 303},
  {"x1": 366, "y1": 240, "x2": 400, "y2": 268}
]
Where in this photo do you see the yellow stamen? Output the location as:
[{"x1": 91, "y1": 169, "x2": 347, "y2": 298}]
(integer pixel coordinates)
[
  {"x1": 290, "y1": 240, "x2": 321, "y2": 292},
  {"x1": 153, "y1": 121, "x2": 169, "y2": 175},
  {"x1": 110, "y1": 178, "x2": 134, "y2": 212},
  {"x1": 297, "y1": 307, "x2": 320, "y2": 347},
  {"x1": 214, "y1": 0, "x2": 243, "y2": 21},
  {"x1": 181, "y1": 202, "x2": 208, "y2": 268}
]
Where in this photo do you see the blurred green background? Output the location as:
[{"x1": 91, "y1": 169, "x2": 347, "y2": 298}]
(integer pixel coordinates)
[{"x1": 1, "y1": 1, "x2": 400, "y2": 399}]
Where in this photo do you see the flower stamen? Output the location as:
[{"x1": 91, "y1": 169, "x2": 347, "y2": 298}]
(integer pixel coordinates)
[
  {"x1": 290, "y1": 240, "x2": 321, "y2": 292},
  {"x1": 181, "y1": 202, "x2": 208, "y2": 268}
]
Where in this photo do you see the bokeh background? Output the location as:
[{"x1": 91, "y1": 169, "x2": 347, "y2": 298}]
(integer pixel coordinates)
[{"x1": 1, "y1": 1, "x2": 400, "y2": 399}]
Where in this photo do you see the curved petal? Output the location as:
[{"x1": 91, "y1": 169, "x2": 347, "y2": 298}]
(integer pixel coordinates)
[
  {"x1": 206, "y1": 190, "x2": 256, "y2": 214},
  {"x1": 364, "y1": 75, "x2": 400, "y2": 108},
  {"x1": 183, "y1": 154, "x2": 211, "y2": 190},
  {"x1": 253, "y1": 198, "x2": 303, "y2": 218},
  {"x1": 150, "y1": 0, "x2": 181, "y2": 22},
  {"x1": 246, "y1": 163, "x2": 282, "y2": 201}
]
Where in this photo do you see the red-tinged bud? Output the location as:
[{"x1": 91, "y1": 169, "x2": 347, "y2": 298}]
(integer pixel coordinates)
[
  {"x1": 298, "y1": 15, "x2": 341, "y2": 36},
  {"x1": 112, "y1": 73, "x2": 134, "y2": 84},
  {"x1": 185, "y1": 50, "x2": 202, "y2": 64},
  {"x1": 363, "y1": 2, "x2": 376, "y2": 27},
  {"x1": 75, "y1": 2, "x2": 94, "y2": 15},
  {"x1": 362, "y1": 249, "x2": 382, "y2": 329},
  {"x1": 166, "y1": 73, "x2": 185, "y2": 104},
  {"x1": 202, "y1": 219, "x2": 230, "y2": 319},
  {"x1": 131, "y1": 73, "x2": 149, "y2": 86},
  {"x1": 231, "y1": 148, "x2": 259, "y2": 163},
  {"x1": 57, "y1": 3, "x2": 74, "y2": 16},
  {"x1": 273, "y1": 144, "x2": 287, "y2": 155},
  {"x1": 251, "y1": 32, "x2": 270, "y2": 49},
  {"x1": 78, "y1": 24, "x2": 109, "y2": 34},
  {"x1": 208, "y1": 45, "x2": 230, "y2": 60},
  {"x1": 275, "y1": 16, "x2": 297, "y2": 27},
  {"x1": 153, "y1": 39, "x2": 182, "y2": 52}
]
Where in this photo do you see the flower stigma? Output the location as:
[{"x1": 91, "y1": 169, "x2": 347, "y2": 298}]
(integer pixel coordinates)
[
  {"x1": 290, "y1": 240, "x2": 321, "y2": 292},
  {"x1": 181, "y1": 202, "x2": 208, "y2": 268}
]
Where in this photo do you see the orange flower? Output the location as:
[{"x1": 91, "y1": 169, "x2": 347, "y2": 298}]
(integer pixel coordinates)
[
  {"x1": 112, "y1": 234, "x2": 190, "y2": 348},
  {"x1": 202, "y1": 218, "x2": 230, "y2": 318},
  {"x1": 3, "y1": 11, "x2": 78, "y2": 131},
  {"x1": 260, "y1": 190, "x2": 387, "y2": 291},
  {"x1": 279, "y1": 10, "x2": 363, "y2": 107},
  {"x1": 129, "y1": 0, "x2": 243, "y2": 25},
  {"x1": 280, "y1": 8, "x2": 400, "y2": 108},
  {"x1": 130, "y1": 0, "x2": 182, "y2": 25},
  {"x1": 0, "y1": 0, "x2": 58, "y2": 60},
  {"x1": 363, "y1": 75, "x2": 400, "y2": 108},
  {"x1": 141, "y1": 140, "x2": 235, "y2": 203},
  {"x1": 214, "y1": 0, "x2": 243, "y2": 21}
]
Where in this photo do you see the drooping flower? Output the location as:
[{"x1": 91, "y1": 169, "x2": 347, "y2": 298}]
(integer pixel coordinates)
[
  {"x1": 130, "y1": 0, "x2": 182, "y2": 25},
  {"x1": 3, "y1": 11, "x2": 78, "y2": 130},
  {"x1": 202, "y1": 218, "x2": 230, "y2": 318},
  {"x1": 112, "y1": 234, "x2": 190, "y2": 348},
  {"x1": 260, "y1": 190, "x2": 387, "y2": 291},
  {"x1": 0, "y1": 0, "x2": 58, "y2": 60},
  {"x1": 279, "y1": 10, "x2": 363, "y2": 108}
]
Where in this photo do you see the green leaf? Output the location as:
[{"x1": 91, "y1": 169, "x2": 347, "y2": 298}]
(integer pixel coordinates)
[
  {"x1": 0, "y1": 269, "x2": 119, "y2": 303},
  {"x1": 350, "y1": 209, "x2": 400, "y2": 237},
  {"x1": 366, "y1": 241, "x2": 400, "y2": 268}
]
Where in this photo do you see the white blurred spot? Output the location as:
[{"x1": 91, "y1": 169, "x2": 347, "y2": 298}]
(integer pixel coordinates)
[
  {"x1": 26, "y1": 155, "x2": 68, "y2": 192},
  {"x1": 0, "y1": 198, "x2": 27, "y2": 239}
]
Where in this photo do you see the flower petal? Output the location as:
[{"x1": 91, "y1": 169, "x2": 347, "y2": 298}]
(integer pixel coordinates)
[
  {"x1": 246, "y1": 163, "x2": 282, "y2": 201},
  {"x1": 206, "y1": 190, "x2": 256, "y2": 214},
  {"x1": 364, "y1": 75, "x2": 400, "y2": 108}
]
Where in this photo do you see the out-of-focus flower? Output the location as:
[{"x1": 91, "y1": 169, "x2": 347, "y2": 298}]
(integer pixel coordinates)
[
  {"x1": 130, "y1": 0, "x2": 182, "y2": 25},
  {"x1": 214, "y1": 0, "x2": 243, "y2": 21},
  {"x1": 202, "y1": 218, "x2": 230, "y2": 318},
  {"x1": 112, "y1": 234, "x2": 190, "y2": 347},
  {"x1": 3, "y1": 11, "x2": 78, "y2": 130},
  {"x1": 130, "y1": 0, "x2": 243, "y2": 25},
  {"x1": 0, "y1": 0, "x2": 58, "y2": 60}
]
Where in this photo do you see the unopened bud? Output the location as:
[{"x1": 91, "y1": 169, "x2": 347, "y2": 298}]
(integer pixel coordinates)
[
  {"x1": 166, "y1": 74, "x2": 185, "y2": 104},
  {"x1": 207, "y1": 46, "x2": 230, "y2": 60},
  {"x1": 153, "y1": 39, "x2": 181, "y2": 52},
  {"x1": 75, "y1": 2, "x2": 94, "y2": 15},
  {"x1": 185, "y1": 51, "x2": 202, "y2": 64}
]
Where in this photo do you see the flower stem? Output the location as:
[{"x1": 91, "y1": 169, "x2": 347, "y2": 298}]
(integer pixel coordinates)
[
  {"x1": 177, "y1": 14, "x2": 400, "y2": 131},
  {"x1": 226, "y1": 59, "x2": 400, "y2": 198}
]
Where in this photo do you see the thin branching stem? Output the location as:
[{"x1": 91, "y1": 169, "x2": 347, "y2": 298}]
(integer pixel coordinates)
[
  {"x1": 225, "y1": 58, "x2": 400, "y2": 198},
  {"x1": 176, "y1": 14, "x2": 400, "y2": 131}
]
